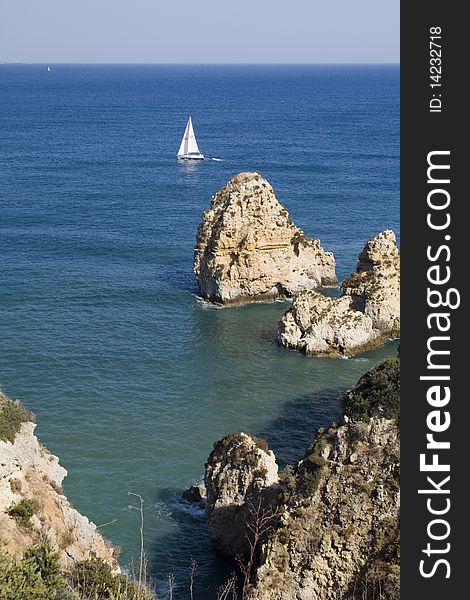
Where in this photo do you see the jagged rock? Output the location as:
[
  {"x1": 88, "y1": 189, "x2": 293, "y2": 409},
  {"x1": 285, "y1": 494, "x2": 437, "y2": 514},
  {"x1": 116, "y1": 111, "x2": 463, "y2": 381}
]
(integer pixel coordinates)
[
  {"x1": 203, "y1": 360, "x2": 400, "y2": 600},
  {"x1": 194, "y1": 172, "x2": 337, "y2": 305},
  {"x1": 182, "y1": 484, "x2": 206, "y2": 506},
  {"x1": 278, "y1": 292, "x2": 382, "y2": 357},
  {"x1": 0, "y1": 393, "x2": 118, "y2": 571},
  {"x1": 278, "y1": 231, "x2": 400, "y2": 357},
  {"x1": 204, "y1": 433, "x2": 279, "y2": 557},
  {"x1": 251, "y1": 413, "x2": 400, "y2": 600},
  {"x1": 342, "y1": 230, "x2": 400, "y2": 335}
]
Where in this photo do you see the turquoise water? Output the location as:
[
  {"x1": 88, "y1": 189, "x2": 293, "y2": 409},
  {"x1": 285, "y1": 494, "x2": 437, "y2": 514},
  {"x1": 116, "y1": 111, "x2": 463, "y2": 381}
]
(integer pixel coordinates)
[{"x1": 0, "y1": 64, "x2": 399, "y2": 597}]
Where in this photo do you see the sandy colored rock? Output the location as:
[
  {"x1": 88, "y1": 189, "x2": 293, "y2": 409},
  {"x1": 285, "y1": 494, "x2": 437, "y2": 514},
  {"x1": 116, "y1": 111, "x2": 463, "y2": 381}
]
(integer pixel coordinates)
[
  {"x1": 278, "y1": 230, "x2": 400, "y2": 357},
  {"x1": 278, "y1": 291, "x2": 383, "y2": 357},
  {"x1": 194, "y1": 172, "x2": 337, "y2": 305},
  {"x1": 250, "y1": 414, "x2": 400, "y2": 600},
  {"x1": 203, "y1": 360, "x2": 400, "y2": 600},
  {"x1": 0, "y1": 396, "x2": 118, "y2": 571},
  {"x1": 204, "y1": 432, "x2": 279, "y2": 557},
  {"x1": 342, "y1": 230, "x2": 400, "y2": 335}
]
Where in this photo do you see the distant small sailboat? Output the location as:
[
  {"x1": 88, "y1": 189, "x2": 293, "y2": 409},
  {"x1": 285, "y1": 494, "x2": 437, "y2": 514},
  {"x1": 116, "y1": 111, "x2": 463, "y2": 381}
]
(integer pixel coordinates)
[
  {"x1": 47, "y1": 66, "x2": 51, "y2": 72},
  {"x1": 177, "y1": 116, "x2": 204, "y2": 160}
]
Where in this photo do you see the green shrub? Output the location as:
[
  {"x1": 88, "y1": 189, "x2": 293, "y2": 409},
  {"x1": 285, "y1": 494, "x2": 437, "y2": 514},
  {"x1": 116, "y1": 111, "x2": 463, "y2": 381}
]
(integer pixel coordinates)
[
  {"x1": 6, "y1": 498, "x2": 39, "y2": 529},
  {"x1": 0, "y1": 393, "x2": 34, "y2": 443},
  {"x1": 306, "y1": 452, "x2": 327, "y2": 468},
  {"x1": 0, "y1": 543, "x2": 65, "y2": 600},
  {"x1": 0, "y1": 547, "x2": 154, "y2": 600},
  {"x1": 277, "y1": 465, "x2": 297, "y2": 505},
  {"x1": 69, "y1": 557, "x2": 154, "y2": 600},
  {"x1": 24, "y1": 542, "x2": 62, "y2": 586},
  {"x1": 300, "y1": 468, "x2": 324, "y2": 497},
  {"x1": 343, "y1": 359, "x2": 400, "y2": 424}
]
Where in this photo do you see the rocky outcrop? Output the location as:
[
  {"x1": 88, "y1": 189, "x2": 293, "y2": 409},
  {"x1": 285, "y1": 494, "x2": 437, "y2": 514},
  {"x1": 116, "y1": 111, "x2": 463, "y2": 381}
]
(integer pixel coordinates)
[
  {"x1": 204, "y1": 360, "x2": 400, "y2": 600},
  {"x1": 194, "y1": 172, "x2": 337, "y2": 305},
  {"x1": 278, "y1": 231, "x2": 400, "y2": 356},
  {"x1": 342, "y1": 230, "x2": 400, "y2": 336},
  {"x1": 0, "y1": 392, "x2": 118, "y2": 571},
  {"x1": 278, "y1": 292, "x2": 381, "y2": 357},
  {"x1": 205, "y1": 433, "x2": 279, "y2": 557},
  {"x1": 251, "y1": 415, "x2": 400, "y2": 600},
  {"x1": 182, "y1": 483, "x2": 206, "y2": 507}
]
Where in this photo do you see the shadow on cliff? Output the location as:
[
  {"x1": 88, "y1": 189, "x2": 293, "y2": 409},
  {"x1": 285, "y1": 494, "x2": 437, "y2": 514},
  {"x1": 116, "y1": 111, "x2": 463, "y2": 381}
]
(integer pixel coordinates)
[
  {"x1": 255, "y1": 389, "x2": 343, "y2": 469},
  {"x1": 146, "y1": 486, "x2": 235, "y2": 600}
]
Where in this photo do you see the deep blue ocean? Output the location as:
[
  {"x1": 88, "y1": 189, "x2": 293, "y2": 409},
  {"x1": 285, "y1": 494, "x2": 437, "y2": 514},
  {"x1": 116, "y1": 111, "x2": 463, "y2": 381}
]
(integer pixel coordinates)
[{"x1": 0, "y1": 64, "x2": 399, "y2": 597}]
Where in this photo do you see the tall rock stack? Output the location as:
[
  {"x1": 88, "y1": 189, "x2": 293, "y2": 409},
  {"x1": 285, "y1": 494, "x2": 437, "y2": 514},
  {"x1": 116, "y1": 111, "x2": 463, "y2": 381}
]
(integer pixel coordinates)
[
  {"x1": 194, "y1": 172, "x2": 337, "y2": 305},
  {"x1": 341, "y1": 229, "x2": 400, "y2": 337},
  {"x1": 204, "y1": 432, "x2": 279, "y2": 558}
]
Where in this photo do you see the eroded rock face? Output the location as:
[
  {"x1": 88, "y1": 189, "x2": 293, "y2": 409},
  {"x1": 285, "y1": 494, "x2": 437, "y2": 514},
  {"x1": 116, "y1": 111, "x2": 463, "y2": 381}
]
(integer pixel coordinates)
[
  {"x1": 204, "y1": 433, "x2": 279, "y2": 557},
  {"x1": 278, "y1": 231, "x2": 400, "y2": 356},
  {"x1": 0, "y1": 409, "x2": 118, "y2": 571},
  {"x1": 194, "y1": 172, "x2": 337, "y2": 305},
  {"x1": 251, "y1": 415, "x2": 400, "y2": 600},
  {"x1": 203, "y1": 360, "x2": 400, "y2": 600},
  {"x1": 342, "y1": 230, "x2": 400, "y2": 335},
  {"x1": 278, "y1": 292, "x2": 382, "y2": 357}
]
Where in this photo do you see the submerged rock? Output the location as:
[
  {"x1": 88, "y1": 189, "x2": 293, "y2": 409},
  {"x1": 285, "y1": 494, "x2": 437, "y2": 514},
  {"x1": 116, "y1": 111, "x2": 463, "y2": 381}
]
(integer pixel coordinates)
[
  {"x1": 0, "y1": 392, "x2": 118, "y2": 571},
  {"x1": 182, "y1": 484, "x2": 206, "y2": 506},
  {"x1": 278, "y1": 230, "x2": 400, "y2": 356},
  {"x1": 194, "y1": 172, "x2": 337, "y2": 305}
]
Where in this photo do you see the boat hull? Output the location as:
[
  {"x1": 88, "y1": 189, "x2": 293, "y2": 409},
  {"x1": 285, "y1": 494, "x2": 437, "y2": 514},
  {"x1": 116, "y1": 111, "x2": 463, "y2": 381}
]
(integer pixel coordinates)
[{"x1": 177, "y1": 154, "x2": 205, "y2": 160}]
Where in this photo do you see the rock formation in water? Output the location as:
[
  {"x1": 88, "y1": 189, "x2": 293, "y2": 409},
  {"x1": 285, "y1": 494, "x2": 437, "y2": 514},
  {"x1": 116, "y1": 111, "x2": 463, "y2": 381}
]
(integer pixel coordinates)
[
  {"x1": 194, "y1": 172, "x2": 337, "y2": 305},
  {"x1": 341, "y1": 230, "x2": 400, "y2": 336},
  {"x1": 0, "y1": 392, "x2": 118, "y2": 571},
  {"x1": 182, "y1": 483, "x2": 206, "y2": 507},
  {"x1": 278, "y1": 292, "x2": 381, "y2": 357},
  {"x1": 204, "y1": 360, "x2": 400, "y2": 600},
  {"x1": 278, "y1": 230, "x2": 400, "y2": 357},
  {"x1": 205, "y1": 432, "x2": 279, "y2": 557}
]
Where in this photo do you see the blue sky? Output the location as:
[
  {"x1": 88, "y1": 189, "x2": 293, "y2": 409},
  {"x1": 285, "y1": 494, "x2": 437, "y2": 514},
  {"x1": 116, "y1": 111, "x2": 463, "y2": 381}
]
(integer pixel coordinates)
[{"x1": 0, "y1": 0, "x2": 399, "y2": 63}]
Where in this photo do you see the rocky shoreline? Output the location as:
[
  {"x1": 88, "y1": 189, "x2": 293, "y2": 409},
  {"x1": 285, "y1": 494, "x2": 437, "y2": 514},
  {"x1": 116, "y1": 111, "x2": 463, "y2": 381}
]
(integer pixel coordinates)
[
  {"x1": 193, "y1": 174, "x2": 400, "y2": 598},
  {"x1": 203, "y1": 359, "x2": 400, "y2": 600},
  {"x1": 0, "y1": 392, "x2": 118, "y2": 572},
  {"x1": 0, "y1": 171, "x2": 400, "y2": 599}
]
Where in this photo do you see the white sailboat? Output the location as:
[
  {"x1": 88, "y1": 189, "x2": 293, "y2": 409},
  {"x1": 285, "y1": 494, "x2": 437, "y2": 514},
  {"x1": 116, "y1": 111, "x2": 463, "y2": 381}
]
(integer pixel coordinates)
[
  {"x1": 177, "y1": 116, "x2": 204, "y2": 160},
  {"x1": 47, "y1": 66, "x2": 51, "y2": 72}
]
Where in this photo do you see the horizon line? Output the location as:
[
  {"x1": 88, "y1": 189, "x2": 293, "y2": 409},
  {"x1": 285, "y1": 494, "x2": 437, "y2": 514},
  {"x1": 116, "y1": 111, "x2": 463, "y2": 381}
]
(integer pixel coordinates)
[{"x1": 1, "y1": 61, "x2": 400, "y2": 66}]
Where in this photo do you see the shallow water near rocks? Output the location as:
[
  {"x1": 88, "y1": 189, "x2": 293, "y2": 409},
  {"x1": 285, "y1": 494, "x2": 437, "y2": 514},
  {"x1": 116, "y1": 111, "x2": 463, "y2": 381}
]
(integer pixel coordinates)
[{"x1": 0, "y1": 64, "x2": 399, "y2": 597}]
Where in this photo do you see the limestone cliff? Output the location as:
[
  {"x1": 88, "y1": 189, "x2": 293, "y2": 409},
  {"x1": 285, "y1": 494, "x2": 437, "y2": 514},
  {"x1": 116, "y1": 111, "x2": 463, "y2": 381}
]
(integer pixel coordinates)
[
  {"x1": 278, "y1": 231, "x2": 400, "y2": 357},
  {"x1": 0, "y1": 392, "x2": 118, "y2": 571},
  {"x1": 194, "y1": 172, "x2": 337, "y2": 305},
  {"x1": 204, "y1": 360, "x2": 400, "y2": 600}
]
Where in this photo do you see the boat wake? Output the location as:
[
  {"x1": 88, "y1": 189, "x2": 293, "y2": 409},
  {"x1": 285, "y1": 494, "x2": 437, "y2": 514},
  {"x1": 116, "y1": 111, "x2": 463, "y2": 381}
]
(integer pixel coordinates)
[{"x1": 211, "y1": 157, "x2": 223, "y2": 161}]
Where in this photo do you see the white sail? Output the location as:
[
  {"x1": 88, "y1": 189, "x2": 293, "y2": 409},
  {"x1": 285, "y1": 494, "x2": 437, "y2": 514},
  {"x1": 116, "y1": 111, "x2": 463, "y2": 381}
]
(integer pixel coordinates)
[
  {"x1": 177, "y1": 117, "x2": 203, "y2": 159},
  {"x1": 177, "y1": 121, "x2": 188, "y2": 157},
  {"x1": 186, "y1": 117, "x2": 201, "y2": 154}
]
